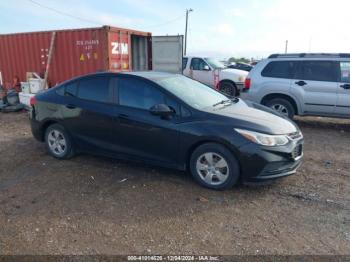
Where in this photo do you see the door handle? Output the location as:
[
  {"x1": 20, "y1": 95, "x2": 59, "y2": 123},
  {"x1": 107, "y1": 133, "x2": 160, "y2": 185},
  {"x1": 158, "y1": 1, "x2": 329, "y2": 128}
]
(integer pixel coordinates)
[
  {"x1": 340, "y1": 84, "x2": 350, "y2": 89},
  {"x1": 118, "y1": 114, "x2": 129, "y2": 120},
  {"x1": 65, "y1": 104, "x2": 76, "y2": 109},
  {"x1": 295, "y1": 81, "x2": 307, "y2": 86}
]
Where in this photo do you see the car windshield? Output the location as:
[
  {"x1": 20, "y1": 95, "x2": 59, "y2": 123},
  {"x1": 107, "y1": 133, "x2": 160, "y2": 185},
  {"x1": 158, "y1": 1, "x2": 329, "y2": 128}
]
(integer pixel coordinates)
[
  {"x1": 204, "y1": 58, "x2": 226, "y2": 69},
  {"x1": 155, "y1": 75, "x2": 229, "y2": 109}
]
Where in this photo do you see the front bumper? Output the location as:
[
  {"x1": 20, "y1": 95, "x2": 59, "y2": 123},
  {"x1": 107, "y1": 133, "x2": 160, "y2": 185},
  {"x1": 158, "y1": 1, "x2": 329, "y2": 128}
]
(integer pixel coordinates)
[{"x1": 238, "y1": 138, "x2": 304, "y2": 183}]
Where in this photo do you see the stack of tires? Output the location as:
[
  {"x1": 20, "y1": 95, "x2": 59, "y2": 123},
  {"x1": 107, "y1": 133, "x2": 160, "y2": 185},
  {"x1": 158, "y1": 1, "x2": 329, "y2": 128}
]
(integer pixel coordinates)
[
  {"x1": 0, "y1": 88, "x2": 24, "y2": 113},
  {"x1": 0, "y1": 86, "x2": 7, "y2": 110}
]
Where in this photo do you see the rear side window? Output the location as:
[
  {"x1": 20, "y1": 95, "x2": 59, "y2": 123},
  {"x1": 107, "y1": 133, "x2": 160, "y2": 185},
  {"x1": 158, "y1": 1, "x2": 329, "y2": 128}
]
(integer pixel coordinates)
[
  {"x1": 340, "y1": 62, "x2": 350, "y2": 83},
  {"x1": 78, "y1": 77, "x2": 110, "y2": 103},
  {"x1": 182, "y1": 58, "x2": 188, "y2": 70},
  {"x1": 64, "y1": 82, "x2": 78, "y2": 97},
  {"x1": 261, "y1": 61, "x2": 296, "y2": 79},
  {"x1": 55, "y1": 86, "x2": 65, "y2": 96},
  {"x1": 296, "y1": 61, "x2": 338, "y2": 82},
  {"x1": 118, "y1": 78, "x2": 164, "y2": 110}
]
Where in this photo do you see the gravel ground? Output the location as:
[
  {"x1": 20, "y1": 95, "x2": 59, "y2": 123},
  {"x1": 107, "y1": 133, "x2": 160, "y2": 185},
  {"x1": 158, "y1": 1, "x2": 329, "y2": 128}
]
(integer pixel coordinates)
[{"x1": 0, "y1": 112, "x2": 349, "y2": 255}]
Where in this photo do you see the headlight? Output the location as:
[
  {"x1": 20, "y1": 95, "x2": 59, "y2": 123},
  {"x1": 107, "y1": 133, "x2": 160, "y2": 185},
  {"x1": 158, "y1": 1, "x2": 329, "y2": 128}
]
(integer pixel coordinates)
[{"x1": 235, "y1": 128, "x2": 289, "y2": 147}]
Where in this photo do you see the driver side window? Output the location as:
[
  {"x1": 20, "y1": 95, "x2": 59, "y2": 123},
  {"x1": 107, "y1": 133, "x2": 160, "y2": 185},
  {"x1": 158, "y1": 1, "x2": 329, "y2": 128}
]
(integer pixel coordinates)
[
  {"x1": 191, "y1": 58, "x2": 210, "y2": 71},
  {"x1": 118, "y1": 77, "x2": 165, "y2": 110}
]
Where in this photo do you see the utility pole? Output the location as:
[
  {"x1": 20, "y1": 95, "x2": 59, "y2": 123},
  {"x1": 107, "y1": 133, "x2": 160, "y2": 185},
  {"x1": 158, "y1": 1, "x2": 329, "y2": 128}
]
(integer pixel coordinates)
[
  {"x1": 184, "y1": 8, "x2": 193, "y2": 56},
  {"x1": 285, "y1": 40, "x2": 288, "y2": 54}
]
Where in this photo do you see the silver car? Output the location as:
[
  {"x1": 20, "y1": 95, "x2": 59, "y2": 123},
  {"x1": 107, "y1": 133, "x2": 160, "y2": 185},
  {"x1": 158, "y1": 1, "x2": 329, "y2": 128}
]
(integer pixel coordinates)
[{"x1": 241, "y1": 53, "x2": 350, "y2": 118}]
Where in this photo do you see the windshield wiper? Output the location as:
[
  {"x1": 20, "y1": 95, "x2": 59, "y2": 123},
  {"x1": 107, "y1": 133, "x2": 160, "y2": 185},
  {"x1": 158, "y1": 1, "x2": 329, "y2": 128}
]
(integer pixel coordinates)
[{"x1": 212, "y1": 98, "x2": 239, "y2": 107}]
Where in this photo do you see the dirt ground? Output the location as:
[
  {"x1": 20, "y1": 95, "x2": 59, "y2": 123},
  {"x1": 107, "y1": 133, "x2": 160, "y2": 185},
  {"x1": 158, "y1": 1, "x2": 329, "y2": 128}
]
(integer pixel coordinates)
[{"x1": 0, "y1": 111, "x2": 349, "y2": 255}]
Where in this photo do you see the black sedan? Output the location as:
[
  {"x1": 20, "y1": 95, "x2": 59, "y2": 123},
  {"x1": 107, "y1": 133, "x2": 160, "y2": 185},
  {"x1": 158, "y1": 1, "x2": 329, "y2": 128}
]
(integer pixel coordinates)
[{"x1": 30, "y1": 72, "x2": 303, "y2": 190}]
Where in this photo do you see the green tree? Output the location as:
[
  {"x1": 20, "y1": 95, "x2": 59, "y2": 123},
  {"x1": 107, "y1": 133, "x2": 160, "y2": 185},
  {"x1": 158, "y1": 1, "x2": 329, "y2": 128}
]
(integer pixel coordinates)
[{"x1": 228, "y1": 57, "x2": 250, "y2": 64}]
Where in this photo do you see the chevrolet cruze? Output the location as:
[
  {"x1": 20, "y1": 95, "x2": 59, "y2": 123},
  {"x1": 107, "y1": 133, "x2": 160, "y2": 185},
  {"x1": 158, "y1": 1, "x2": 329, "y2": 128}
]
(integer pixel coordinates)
[{"x1": 30, "y1": 72, "x2": 304, "y2": 190}]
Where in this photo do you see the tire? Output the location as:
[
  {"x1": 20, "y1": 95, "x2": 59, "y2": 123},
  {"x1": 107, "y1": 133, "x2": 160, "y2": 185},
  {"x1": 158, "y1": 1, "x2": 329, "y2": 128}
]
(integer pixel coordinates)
[
  {"x1": 265, "y1": 98, "x2": 295, "y2": 119},
  {"x1": 190, "y1": 143, "x2": 240, "y2": 190},
  {"x1": 45, "y1": 123, "x2": 75, "y2": 159},
  {"x1": 219, "y1": 81, "x2": 237, "y2": 97}
]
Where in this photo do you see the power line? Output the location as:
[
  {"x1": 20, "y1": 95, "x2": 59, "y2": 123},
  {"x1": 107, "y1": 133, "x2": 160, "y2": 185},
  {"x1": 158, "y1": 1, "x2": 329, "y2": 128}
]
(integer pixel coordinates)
[
  {"x1": 142, "y1": 14, "x2": 185, "y2": 29},
  {"x1": 27, "y1": 0, "x2": 103, "y2": 26},
  {"x1": 26, "y1": 0, "x2": 185, "y2": 30}
]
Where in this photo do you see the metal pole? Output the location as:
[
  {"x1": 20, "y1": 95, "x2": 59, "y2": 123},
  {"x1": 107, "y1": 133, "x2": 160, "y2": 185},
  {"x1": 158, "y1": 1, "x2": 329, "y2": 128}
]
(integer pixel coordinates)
[
  {"x1": 184, "y1": 9, "x2": 193, "y2": 56},
  {"x1": 184, "y1": 10, "x2": 189, "y2": 56},
  {"x1": 285, "y1": 40, "x2": 288, "y2": 54},
  {"x1": 43, "y1": 31, "x2": 56, "y2": 89}
]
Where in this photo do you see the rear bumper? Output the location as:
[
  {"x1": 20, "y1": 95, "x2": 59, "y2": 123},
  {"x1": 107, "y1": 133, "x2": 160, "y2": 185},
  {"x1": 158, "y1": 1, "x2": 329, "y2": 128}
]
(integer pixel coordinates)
[
  {"x1": 239, "y1": 91, "x2": 254, "y2": 100},
  {"x1": 31, "y1": 118, "x2": 44, "y2": 141},
  {"x1": 29, "y1": 109, "x2": 44, "y2": 141},
  {"x1": 236, "y1": 82, "x2": 244, "y2": 92}
]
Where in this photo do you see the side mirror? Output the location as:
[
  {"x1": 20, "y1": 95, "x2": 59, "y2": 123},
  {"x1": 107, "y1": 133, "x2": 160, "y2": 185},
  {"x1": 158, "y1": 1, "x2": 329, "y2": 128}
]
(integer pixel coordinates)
[
  {"x1": 150, "y1": 104, "x2": 174, "y2": 118},
  {"x1": 203, "y1": 65, "x2": 210, "y2": 71}
]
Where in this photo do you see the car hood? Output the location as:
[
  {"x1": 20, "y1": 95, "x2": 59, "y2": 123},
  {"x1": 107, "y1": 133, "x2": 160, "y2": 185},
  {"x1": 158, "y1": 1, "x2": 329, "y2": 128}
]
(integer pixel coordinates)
[{"x1": 202, "y1": 99, "x2": 299, "y2": 135}]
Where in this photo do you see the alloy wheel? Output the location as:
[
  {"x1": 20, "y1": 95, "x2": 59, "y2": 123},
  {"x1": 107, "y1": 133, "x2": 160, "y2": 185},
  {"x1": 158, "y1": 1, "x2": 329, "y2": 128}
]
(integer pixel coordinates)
[
  {"x1": 196, "y1": 152, "x2": 229, "y2": 186},
  {"x1": 270, "y1": 104, "x2": 289, "y2": 117},
  {"x1": 47, "y1": 130, "x2": 67, "y2": 156}
]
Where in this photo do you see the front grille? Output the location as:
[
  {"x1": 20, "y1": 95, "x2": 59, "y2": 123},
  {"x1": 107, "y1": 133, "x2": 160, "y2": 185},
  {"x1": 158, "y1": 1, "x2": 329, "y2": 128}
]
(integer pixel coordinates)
[
  {"x1": 288, "y1": 131, "x2": 303, "y2": 140},
  {"x1": 292, "y1": 144, "x2": 303, "y2": 159}
]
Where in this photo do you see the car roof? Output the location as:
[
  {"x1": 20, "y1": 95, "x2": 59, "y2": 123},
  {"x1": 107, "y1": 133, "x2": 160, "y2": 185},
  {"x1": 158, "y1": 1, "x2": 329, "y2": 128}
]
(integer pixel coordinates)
[
  {"x1": 184, "y1": 56, "x2": 210, "y2": 59},
  {"x1": 121, "y1": 71, "x2": 179, "y2": 81},
  {"x1": 56, "y1": 71, "x2": 180, "y2": 87},
  {"x1": 74, "y1": 71, "x2": 179, "y2": 80},
  {"x1": 268, "y1": 53, "x2": 350, "y2": 59}
]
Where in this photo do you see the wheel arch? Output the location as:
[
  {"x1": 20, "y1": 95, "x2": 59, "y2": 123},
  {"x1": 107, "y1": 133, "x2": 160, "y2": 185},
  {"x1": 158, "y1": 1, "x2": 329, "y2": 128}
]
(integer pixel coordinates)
[
  {"x1": 40, "y1": 120, "x2": 59, "y2": 141},
  {"x1": 219, "y1": 79, "x2": 237, "y2": 88},
  {"x1": 261, "y1": 93, "x2": 300, "y2": 115},
  {"x1": 218, "y1": 79, "x2": 238, "y2": 96}
]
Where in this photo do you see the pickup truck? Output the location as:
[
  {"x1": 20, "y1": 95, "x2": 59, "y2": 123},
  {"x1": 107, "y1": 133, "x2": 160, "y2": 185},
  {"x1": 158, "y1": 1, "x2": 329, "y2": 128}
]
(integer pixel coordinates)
[{"x1": 183, "y1": 56, "x2": 248, "y2": 96}]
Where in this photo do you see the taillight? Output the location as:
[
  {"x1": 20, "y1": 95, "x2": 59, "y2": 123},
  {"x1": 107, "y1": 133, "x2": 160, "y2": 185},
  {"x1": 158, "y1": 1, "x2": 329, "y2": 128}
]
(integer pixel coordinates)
[
  {"x1": 30, "y1": 96, "x2": 36, "y2": 106},
  {"x1": 244, "y1": 78, "x2": 251, "y2": 90}
]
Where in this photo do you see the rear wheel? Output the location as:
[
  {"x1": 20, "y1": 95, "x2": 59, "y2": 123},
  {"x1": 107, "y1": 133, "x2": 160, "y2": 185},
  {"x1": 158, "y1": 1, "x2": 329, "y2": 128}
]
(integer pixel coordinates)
[
  {"x1": 219, "y1": 81, "x2": 237, "y2": 97},
  {"x1": 45, "y1": 124, "x2": 75, "y2": 159},
  {"x1": 190, "y1": 143, "x2": 240, "y2": 190},
  {"x1": 265, "y1": 98, "x2": 295, "y2": 119}
]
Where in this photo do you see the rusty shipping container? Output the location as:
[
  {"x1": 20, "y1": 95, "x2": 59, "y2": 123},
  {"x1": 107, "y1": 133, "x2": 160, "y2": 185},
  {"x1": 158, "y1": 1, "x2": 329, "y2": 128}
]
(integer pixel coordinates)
[{"x1": 0, "y1": 26, "x2": 154, "y2": 87}]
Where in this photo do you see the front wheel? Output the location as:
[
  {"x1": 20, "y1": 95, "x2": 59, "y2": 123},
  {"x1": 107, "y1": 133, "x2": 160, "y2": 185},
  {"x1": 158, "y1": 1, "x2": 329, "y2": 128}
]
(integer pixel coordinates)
[
  {"x1": 190, "y1": 143, "x2": 240, "y2": 190},
  {"x1": 45, "y1": 124, "x2": 75, "y2": 159}
]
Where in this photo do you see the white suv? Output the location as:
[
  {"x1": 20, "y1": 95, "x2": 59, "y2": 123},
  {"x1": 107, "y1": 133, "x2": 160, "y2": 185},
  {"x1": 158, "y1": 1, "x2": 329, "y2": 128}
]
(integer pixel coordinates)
[
  {"x1": 183, "y1": 57, "x2": 248, "y2": 96},
  {"x1": 242, "y1": 53, "x2": 350, "y2": 118}
]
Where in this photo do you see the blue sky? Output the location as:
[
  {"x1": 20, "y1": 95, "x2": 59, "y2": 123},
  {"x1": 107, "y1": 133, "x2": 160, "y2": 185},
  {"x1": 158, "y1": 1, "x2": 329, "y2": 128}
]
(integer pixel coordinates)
[{"x1": 1, "y1": 0, "x2": 350, "y2": 59}]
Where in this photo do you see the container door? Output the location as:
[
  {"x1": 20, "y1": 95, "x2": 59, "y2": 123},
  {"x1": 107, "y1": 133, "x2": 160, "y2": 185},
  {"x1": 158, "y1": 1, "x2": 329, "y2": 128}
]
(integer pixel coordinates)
[{"x1": 152, "y1": 35, "x2": 183, "y2": 74}]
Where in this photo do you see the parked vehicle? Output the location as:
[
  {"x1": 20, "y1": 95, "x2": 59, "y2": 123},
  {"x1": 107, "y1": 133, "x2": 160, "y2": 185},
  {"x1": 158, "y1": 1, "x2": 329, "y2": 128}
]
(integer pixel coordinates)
[
  {"x1": 227, "y1": 62, "x2": 253, "y2": 72},
  {"x1": 242, "y1": 53, "x2": 350, "y2": 119},
  {"x1": 30, "y1": 72, "x2": 303, "y2": 190},
  {"x1": 183, "y1": 57, "x2": 248, "y2": 97}
]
